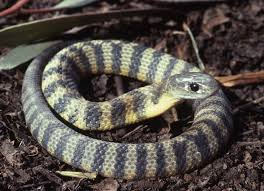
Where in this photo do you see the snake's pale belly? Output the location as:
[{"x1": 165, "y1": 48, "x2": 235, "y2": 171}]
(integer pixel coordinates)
[{"x1": 21, "y1": 40, "x2": 233, "y2": 179}]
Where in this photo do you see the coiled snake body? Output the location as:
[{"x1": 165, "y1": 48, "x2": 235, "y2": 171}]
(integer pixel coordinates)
[{"x1": 22, "y1": 40, "x2": 233, "y2": 179}]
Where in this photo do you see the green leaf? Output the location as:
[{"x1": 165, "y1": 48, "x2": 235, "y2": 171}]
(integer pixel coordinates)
[
  {"x1": 0, "y1": 8, "x2": 171, "y2": 47},
  {"x1": 0, "y1": 41, "x2": 60, "y2": 70},
  {"x1": 54, "y1": 0, "x2": 98, "y2": 9}
]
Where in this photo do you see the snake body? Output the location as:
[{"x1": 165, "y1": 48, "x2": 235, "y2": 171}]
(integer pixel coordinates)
[{"x1": 22, "y1": 40, "x2": 233, "y2": 179}]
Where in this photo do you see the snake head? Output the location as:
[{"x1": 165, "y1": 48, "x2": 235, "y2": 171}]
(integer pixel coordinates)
[{"x1": 165, "y1": 72, "x2": 219, "y2": 99}]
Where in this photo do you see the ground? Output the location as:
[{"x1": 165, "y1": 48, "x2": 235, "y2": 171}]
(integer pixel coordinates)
[{"x1": 0, "y1": 0, "x2": 263, "y2": 190}]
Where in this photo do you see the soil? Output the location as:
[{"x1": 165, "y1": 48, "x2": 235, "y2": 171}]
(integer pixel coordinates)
[{"x1": 0, "y1": 0, "x2": 263, "y2": 190}]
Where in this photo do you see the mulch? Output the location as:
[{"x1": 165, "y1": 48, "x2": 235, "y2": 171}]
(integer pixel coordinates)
[{"x1": 0, "y1": 0, "x2": 263, "y2": 190}]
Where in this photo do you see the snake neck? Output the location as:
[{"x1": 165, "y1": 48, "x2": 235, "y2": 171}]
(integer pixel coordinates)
[
  {"x1": 143, "y1": 83, "x2": 181, "y2": 120},
  {"x1": 109, "y1": 83, "x2": 180, "y2": 128},
  {"x1": 144, "y1": 92, "x2": 180, "y2": 120}
]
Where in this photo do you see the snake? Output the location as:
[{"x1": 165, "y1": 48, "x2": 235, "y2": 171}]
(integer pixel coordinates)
[{"x1": 21, "y1": 40, "x2": 233, "y2": 180}]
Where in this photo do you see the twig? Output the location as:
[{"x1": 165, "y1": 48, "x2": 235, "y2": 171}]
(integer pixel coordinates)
[
  {"x1": 183, "y1": 23, "x2": 205, "y2": 71},
  {"x1": 21, "y1": 7, "x2": 65, "y2": 14},
  {"x1": 114, "y1": 76, "x2": 125, "y2": 96},
  {"x1": 233, "y1": 96, "x2": 264, "y2": 114},
  {"x1": 0, "y1": 0, "x2": 30, "y2": 17},
  {"x1": 237, "y1": 141, "x2": 264, "y2": 146},
  {"x1": 171, "y1": 108, "x2": 178, "y2": 122},
  {"x1": 121, "y1": 125, "x2": 146, "y2": 139},
  {"x1": 155, "y1": 0, "x2": 226, "y2": 2},
  {"x1": 56, "y1": 171, "x2": 97, "y2": 179},
  {"x1": 240, "y1": 129, "x2": 254, "y2": 136},
  {"x1": 215, "y1": 71, "x2": 264, "y2": 87},
  {"x1": 172, "y1": 31, "x2": 186, "y2": 35},
  {"x1": 0, "y1": 71, "x2": 13, "y2": 80},
  {"x1": 18, "y1": 181, "x2": 52, "y2": 189}
]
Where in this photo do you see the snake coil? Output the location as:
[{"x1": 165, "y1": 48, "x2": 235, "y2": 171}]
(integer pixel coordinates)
[{"x1": 22, "y1": 40, "x2": 233, "y2": 179}]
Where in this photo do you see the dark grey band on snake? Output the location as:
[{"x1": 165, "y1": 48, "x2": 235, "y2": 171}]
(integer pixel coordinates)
[{"x1": 21, "y1": 42, "x2": 233, "y2": 179}]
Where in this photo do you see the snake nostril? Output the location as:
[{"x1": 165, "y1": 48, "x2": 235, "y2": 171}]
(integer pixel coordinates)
[{"x1": 190, "y1": 82, "x2": 199, "y2": 92}]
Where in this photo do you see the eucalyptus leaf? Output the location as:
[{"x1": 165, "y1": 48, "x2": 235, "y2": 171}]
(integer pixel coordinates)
[
  {"x1": 54, "y1": 0, "x2": 99, "y2": 9},
  {"x1": 0, "y1": 8, "x2": 171, "y2": 47},
  {"x1": 0, "y1": 41, "x2": 60, "y2": 70}
]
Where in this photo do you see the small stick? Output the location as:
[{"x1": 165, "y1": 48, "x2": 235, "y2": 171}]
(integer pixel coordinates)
[
  {"x1": 0, "y1": 0, "x2": 30, "y2": 17},
  {"x1": 155, "y1": 0, "x2": 226, "y2": 2},
  {"x1": 237, "y1": 141, "x2": 264, "y2": 146},
  {"x1": 183, "y1": 23, "x2": 205, "y2": 71},
  {"x1": 172, "y1": 31, "x2": 186, "y2": 35},
  {"x1": 121, "y1": 125, "x2": 146, "y2": 139},
  {"x1": 215, "y1": 71, "x2": 264, "y2": 87},
  {"x1": 18, "y1": 181, "x2": 52, "y2": 189},
  {"x1": 0, "y1": 71, "x2": 13, "y2": 80},
  {"x1": 171, "y1": 107, "x2": 178, "y2": 122},
  {"x1": 114, "y1": 76, "x2": 125, "y2": 96},
  {"x1": 21, "y1": 7, "x2": 65, "y2": 14},
  {"x1": 240, "y1": 129, "x2": 254, "y2": 136},
  {"x1": 56, "y1": 171, "x2": 97, "y2": 179},
  {"x1": 233, "y1": 96, "x2": 264, "y2": 114}
]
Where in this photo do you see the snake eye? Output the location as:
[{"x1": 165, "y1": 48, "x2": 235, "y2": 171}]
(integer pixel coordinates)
[{"x1": 189, "y1": 82, "x2": 199, "y2": 92}]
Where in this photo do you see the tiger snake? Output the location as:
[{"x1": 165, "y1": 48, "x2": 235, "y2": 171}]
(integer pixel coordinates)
[{"x1": 21, "y1": 40, "x2": 233, "y2": 179}]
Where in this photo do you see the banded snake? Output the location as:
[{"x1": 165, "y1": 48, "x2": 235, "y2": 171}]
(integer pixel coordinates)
[{"x1": 22, "y1": 40, "x2": 233, "y2": 179}]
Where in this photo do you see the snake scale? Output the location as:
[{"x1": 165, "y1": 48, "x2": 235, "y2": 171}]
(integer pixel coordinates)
[{"x1": 21, "y1": 40, "x2": 233, "y2": 179}]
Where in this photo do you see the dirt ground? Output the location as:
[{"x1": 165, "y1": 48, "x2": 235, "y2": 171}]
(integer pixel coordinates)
[{"x1": 0, "y1": 0, "x2": 263, "y2": 190}]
